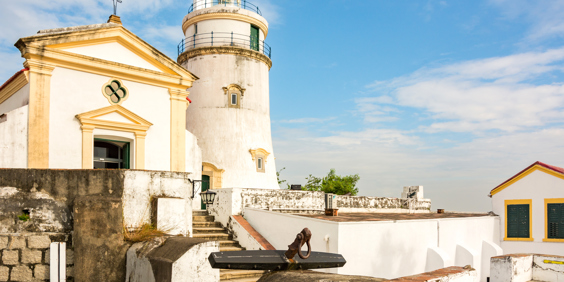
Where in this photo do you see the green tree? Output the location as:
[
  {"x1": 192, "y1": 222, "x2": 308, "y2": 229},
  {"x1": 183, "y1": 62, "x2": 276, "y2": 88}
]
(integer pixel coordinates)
[{"x1": 303, "y1": 169, "x2": 360, "y2": 195}]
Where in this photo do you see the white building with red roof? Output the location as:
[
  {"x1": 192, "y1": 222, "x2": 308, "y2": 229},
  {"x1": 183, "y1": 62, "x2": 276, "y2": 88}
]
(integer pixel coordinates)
[{"x1": 490, "y1": 161, "x2": 564, "y2": 256}]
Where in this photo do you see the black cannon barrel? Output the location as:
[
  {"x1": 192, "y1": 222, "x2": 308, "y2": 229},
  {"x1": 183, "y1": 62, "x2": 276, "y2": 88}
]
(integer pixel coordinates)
[{"x1": 209, "y1": 250, "x2": 346, "y2": 271}]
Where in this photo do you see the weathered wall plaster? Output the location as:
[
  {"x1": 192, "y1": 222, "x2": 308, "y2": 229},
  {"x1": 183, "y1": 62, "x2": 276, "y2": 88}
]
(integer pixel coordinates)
[
  {"x1": 490, "y1": 254, "x2": 564, "y2": 282},
  {"x1": 0, "y1": 106, "x2": 28, "y2": 169},
  {"x1": 207, "y1": 188, "x2": 324, "y2": 226},
  {"x1": 126, "y1": 237, "x2": 219, "y2": 282}
]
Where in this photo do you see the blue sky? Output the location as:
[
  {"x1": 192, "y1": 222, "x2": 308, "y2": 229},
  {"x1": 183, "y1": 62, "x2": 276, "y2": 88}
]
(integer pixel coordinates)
[{"x1": 2, "y1": 0, "x2": 564, "y2": 211}]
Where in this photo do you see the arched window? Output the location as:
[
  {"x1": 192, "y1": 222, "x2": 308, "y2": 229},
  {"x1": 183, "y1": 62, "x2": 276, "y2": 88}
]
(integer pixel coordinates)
[{"x1": 223, "y1": 84, "x2": 246, "y2": 108}]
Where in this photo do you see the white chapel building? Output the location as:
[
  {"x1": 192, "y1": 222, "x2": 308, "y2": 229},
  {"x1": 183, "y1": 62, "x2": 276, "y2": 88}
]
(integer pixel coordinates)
[{"x1": 0, "y1": 1, "x2": 280, "y2": 193}]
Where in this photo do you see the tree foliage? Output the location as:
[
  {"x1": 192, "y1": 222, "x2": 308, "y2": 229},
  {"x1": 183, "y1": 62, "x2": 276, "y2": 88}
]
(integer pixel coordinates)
[{"x1": 303, "y1": 169, "x2": 360, "y2": 195}]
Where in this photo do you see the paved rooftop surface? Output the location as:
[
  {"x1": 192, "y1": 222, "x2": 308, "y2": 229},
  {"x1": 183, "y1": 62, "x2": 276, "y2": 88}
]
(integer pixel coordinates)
[{"x1": 298, "y1": 212, "x2": 491, "y2": 222}]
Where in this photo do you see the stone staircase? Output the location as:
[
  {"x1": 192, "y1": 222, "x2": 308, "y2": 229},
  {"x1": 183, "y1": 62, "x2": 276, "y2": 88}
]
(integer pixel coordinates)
[{"x1": 193, "y1": 210, "x2": 266, "y2": 282}]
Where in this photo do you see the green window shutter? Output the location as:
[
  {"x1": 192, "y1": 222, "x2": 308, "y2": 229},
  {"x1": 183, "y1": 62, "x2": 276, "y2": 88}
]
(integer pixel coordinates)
[
  {"x1": 507, "y1": 204, "x2": 530, "y2": 238},
  {"x1": 548, "y1": 203, "x2": 564, "y2": 239},
  {"x1": 250, "y1": 25, "x2": 259, "y2": 51}
]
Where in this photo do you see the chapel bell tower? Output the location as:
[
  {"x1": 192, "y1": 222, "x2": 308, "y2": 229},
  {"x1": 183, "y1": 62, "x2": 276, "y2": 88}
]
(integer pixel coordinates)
[{"x1": 178, "y1": 0, "x2": 278, "y2": 189}]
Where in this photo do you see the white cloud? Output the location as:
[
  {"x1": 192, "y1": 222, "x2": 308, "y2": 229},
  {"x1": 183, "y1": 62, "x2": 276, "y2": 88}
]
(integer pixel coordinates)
[
  {"x1": 363, "y1": 48, "x2": 564, "y2": 133},
  {"x1": 276, "y1": 117, "x2": 336, "y2": 124},
  {"x1": 489, "y1": 0, "x2": 564, "y2": 41}
]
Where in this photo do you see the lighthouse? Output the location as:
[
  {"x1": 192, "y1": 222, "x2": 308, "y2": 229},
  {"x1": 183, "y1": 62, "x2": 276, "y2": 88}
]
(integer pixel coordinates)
[{"x1": 178, "y1": 0, "x2": 278, "y2": 190}]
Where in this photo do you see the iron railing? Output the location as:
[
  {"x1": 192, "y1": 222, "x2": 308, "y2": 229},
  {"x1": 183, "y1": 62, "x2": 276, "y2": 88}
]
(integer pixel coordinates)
[
  {"x1": 188, "y1": 0, "x2": 262, "y2": 15},
  {"x1": 178, "y1": 32, "x2": 272, "y2": 58}
]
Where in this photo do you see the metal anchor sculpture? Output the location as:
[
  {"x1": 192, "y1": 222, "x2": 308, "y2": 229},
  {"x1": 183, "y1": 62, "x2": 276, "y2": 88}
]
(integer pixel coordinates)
[{"x1": 208, "y1": 228, "x2": 346, "y2": 271}]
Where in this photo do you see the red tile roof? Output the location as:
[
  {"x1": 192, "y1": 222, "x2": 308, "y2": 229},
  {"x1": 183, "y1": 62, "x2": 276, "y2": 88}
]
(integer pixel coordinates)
[
  {"x1": 490, "y1": 161, "x2": 564, "y2": 195},
  {"x1": 0, "y1": 68, "x2": 29, "y2": 93}
]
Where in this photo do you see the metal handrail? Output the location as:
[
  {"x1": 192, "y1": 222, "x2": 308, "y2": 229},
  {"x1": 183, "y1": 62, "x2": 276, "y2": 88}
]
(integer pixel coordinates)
[
  {"x1": 177, "y1": 31, "x2": 272, "y2": 58},
  {"x1": 188, "y1": 0, "x2": 262, "y2": 15}
]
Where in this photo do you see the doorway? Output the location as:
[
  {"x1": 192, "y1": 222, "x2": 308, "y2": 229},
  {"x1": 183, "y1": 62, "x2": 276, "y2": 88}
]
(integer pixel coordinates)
[
  {"x1": 250, "y1": 25, "x2": 259, "y2": 51},
  {"x1": 93, "y1": 139, "x2": 130, "y2": 169},
  {"x1": 201, "y1": 175, "x2": 210, "y2": 209}
]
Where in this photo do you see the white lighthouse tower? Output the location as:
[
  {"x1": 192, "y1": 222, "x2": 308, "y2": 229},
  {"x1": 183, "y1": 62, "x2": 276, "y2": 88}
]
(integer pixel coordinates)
[{"x1": 178, "y1": 0, "x2": 278, "y2": 190}]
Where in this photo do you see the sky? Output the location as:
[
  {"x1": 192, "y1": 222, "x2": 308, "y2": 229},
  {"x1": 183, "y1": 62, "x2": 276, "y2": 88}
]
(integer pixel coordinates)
[{"x1": 2, "y1": 0, "x2": 564, "y2": 212}]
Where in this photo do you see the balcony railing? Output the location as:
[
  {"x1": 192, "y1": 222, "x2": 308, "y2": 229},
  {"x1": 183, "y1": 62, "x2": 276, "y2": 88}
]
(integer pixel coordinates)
[
  {"x1": 188, "y1": 0, "x2": 262, "y2": 16},
  {"x1": 178, "y1": 32, "x2": 272, "y2": 58}
]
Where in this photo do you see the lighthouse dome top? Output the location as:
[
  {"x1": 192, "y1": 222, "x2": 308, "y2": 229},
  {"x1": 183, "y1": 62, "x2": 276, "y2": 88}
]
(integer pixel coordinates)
[{"x1": 190, "y1": 0, "x2": 263, "y2": 16}]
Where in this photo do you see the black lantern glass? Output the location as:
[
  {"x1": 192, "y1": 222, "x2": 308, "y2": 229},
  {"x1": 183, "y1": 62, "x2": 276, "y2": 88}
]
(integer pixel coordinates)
[{"x1": 200, "y1": 190, "x2": 217, "y2": 205}]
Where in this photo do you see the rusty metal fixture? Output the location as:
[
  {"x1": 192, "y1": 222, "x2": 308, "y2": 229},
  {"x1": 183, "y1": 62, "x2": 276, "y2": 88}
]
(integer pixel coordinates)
[
  {"x1": 284, "y1": 228, "x2": 312, "y2": 260},
  {"x1": 437, "y1": 209, "x2": 445, "y2": 214}
]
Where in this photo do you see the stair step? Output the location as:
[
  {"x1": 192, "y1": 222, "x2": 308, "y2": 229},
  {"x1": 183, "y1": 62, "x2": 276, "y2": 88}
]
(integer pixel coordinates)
[
  {"x1": 221, "y1": 278, "x2": 262, "y2": 282},
  {"x1": 193, "y1": 221, "x2": 222, "y2": 227},
  {"x1": 220, "y1": 246, "x2": 245, "y2": 252},
  {"x1": 193, "y1": 210, "x2": 209, "y2": 216},
  {"x1": 192, "y1": 233, "x2": 231, "y2": 240},
  {"x1": 218, "y1": 240, "x2": 241, "y2": 247},
  {"x1": 193, "y1": 227, "x2": 226, "y2": 234},
  {"x1": 193, "y1": 215, "x2": 215, "y2": 222},
  {"x1": 220, "y1": 270, "x2": 266, "y2": 280}
]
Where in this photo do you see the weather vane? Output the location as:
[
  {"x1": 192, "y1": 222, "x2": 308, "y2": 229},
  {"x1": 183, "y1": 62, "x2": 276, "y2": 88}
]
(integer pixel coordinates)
[{"x1": 112, "y1": 0, "x2": 123, "y2": 16}]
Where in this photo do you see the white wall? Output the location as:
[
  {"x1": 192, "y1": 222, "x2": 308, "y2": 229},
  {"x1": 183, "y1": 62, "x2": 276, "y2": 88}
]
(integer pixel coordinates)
[
  {"x1": 243, "y1": 208, "x2": 500, "y2": 281},
  {"x1": 0, "y1": 106, "x2": 28, "y2": 168},
  {"x1": 186, "y1": 130, "x2": 204, "y2": 210},
  {"x1": 122, "y1": 170, "x2": 193, "y2": 236},
  {"x1": 492, "y1": 169, "x2": 564, "y2": 256},
  {"x1": 0, "y1": 83, "x2": 29, "y2": 116},
  {"x1": 62, "y1": 42, "x2": 162, "y2": 72},
  {"x1": 244, "y1": 208, "x2": 340, "y2": 274},
  {"x1": 48, "y1": 67, "x2": 171, "y2": 171}
]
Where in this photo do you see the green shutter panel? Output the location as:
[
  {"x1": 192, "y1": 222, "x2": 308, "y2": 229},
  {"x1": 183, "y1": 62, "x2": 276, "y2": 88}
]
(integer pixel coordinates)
[
  {"x1": 250, "y1": 26, "x2": 259, "y2": 51},
  {"x1": 507, "y1": 204, "x2": 529, "y2": 238},
  {"x1": 548, "y1": 203, "x2": 564, "y2": 239}
]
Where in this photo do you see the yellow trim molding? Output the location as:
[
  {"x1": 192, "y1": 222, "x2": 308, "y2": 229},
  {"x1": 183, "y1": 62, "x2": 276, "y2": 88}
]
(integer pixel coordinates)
[
  {"x1": 76, "y1": 105, "x2": 152, "y2": 169},
  {"x1": 178, "y1": 46, "x2": 272, "y2": 69},
  {"x1": 182, "y1": 12, "x2": 268, "y2": 38},
  {"x1": 504, "y1": 199, "x2": 534, "y2": 241},
  {"x1": 249, "y1": 148, "x2": 269, "y2": 173},
  {"x1": 17, "y1": 26, "x2": 197, "y2": 80},
  {"x1": 0, "y1": 70, "x2": 29, "y2": 105},
  {"x1": 203, "y1": 162, "x2": 225, "y2": 189},
  {"x1": 544, "y1": 198, "x2": 564, "y2": 242},
  {"x1": 25, "y1": 60, "x2": 55, "y2": 168},
  {"x1": 169, "y1": 88, "x2": 189, "y2": 172},
  {"x1": 249, "y1": 148, "x2": 270, "y2": 162},
  {"x1": 23, "y1": 49, "x2": 193, "y2": 91},
  {"x1": 223, "y1": 84, "x2": 246, "y2": 108},
  {"x1": 491, "y1": 165, "x2": 564, "y2": 196}
]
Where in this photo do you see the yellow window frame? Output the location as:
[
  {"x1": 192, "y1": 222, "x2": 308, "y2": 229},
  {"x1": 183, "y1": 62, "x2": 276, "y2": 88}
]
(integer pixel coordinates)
[
  {"x1": 544, "y1": 198, "x2": 564, "y2": 242},
  {"x1": 504, "y1": 199, "x2": 534, "y2": 241}
]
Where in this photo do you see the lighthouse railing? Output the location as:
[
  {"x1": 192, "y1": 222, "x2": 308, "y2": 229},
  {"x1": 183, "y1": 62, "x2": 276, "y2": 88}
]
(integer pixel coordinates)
[
  {"x1": 188, "y1": 0, "x2": 262, "y2": 16},
  {"x1": 178, "y1": 32, "x2": 272, "y2": 59}
]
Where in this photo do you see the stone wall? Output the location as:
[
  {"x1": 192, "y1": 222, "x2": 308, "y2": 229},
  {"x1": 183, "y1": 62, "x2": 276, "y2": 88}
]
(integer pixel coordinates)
[
  {"x1": 207, "y1": 188, "x2": 325, "y2": 226},
  {"x1": 334, "y1": 195, "x2": 431, "y2": 213},
  {"x1": 207, "y1": 188, "x2": 432, "y2": 226},
  {"x1": 0, "y1": 169, "x2": 195, "y2": 282},
  {"x1": 0, "y1": 233, "x2": 73, "y2": 281}
]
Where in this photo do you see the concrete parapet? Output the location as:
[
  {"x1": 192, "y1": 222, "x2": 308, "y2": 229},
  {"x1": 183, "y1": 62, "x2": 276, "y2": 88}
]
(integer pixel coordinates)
[
  {"x1": 490, "y1": 253, "x2": 564, "y2": 282},
  {"x1": 126, "y1": 237, "x2": 219, "y2": 282}
]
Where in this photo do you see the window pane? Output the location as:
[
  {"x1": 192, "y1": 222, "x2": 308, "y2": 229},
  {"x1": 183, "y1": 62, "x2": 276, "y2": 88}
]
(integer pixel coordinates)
[
  {"x1": 258, "y1": 158, "x2": 263, "y2": 169},
  {"x1": 231, "y1": 93, "x2": 237, "y2": 105}
]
